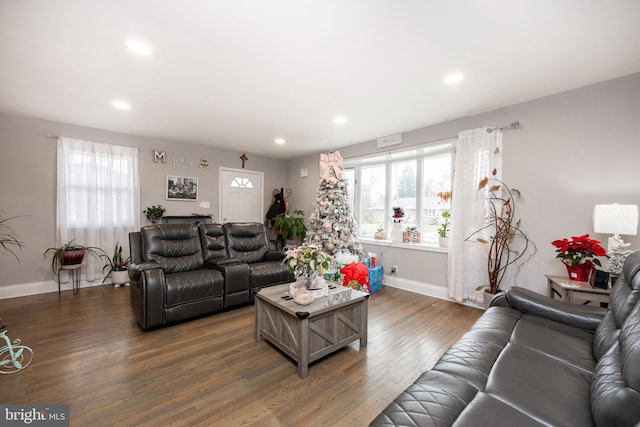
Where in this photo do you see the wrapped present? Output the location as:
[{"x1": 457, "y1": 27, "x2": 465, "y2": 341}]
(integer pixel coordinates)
[
  {"x1": 340, "y1": 262, "x2": 370, "y2": 293},
  {"x1": 368, "y1": 265, "x2": 383, "y2": 293},
  {"x1": 402, "y1": 229, "x2": 421, "y2": 244},
  {"x1": 374, "y1": 229, "x2": 387, "y2": 240}
]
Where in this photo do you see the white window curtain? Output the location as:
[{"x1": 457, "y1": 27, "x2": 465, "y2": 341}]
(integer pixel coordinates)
[
  {"x1": 56, "y1": 137, "x2": 140, "y2": 282},
  {"x1": 447, "y1": 128, "x2": 502, "y2": 303}
]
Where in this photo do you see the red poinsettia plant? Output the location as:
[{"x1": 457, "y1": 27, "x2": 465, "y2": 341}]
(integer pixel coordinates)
[{"x1": 551, "y1": 234, "x2": 607, "y2": 268}]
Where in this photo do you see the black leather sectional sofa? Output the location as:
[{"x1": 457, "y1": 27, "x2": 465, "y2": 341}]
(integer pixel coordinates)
[
  {"x1": 128, "y1": 222, "x2": 292, "y2": 330},
  {"x1": 371, "y1": 251, "x2": 640, "y2": 426}
]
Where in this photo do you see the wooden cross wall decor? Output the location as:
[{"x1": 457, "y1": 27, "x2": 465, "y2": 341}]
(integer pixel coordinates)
[{"x1": 240, "y1": 153, "x2": 248, "y2": 169}]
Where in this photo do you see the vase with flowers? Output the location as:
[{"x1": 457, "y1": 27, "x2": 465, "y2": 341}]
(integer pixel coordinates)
[
  {"x1": 283, "y1": 244, "x2": 334, "y2": 289},
  {"x1": 551, "y1": 234, "x2": 607, "y2": 282}
]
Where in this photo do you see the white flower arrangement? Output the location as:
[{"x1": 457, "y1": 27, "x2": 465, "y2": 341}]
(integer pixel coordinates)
[{"x1": 283, "y1": 245, "x2": 334, "y2": 278}]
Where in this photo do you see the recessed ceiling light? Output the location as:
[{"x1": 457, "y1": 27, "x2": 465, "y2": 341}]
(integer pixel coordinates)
[
  {"x1": 444, "y1": 73, "x2": 464, "y2": 85},
  {"x1": 126, "y1": 40, "x2": 152, "y2": 56},
  {"x1": 334, "y1": 116, "x2": 347, "y2": 124},
  {"x1": 275, "y1": 138, "x2": 285, "y2": 145},
  {"x1": 112, "y1": 100, "x2": 131, "y2": 110}
]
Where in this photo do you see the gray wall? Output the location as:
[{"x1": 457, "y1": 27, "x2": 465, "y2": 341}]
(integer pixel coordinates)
[
  {"x1": 0, "y1": 113, "x2": 286, "y2": 289},
  {"x1": 286, "y1": 72, "x2": 640, "y2": 295}
]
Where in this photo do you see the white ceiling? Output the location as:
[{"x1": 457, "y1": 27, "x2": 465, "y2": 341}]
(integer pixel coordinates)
[{"x1": 1, "y1": 1, "x2": 639, "y2": 160}]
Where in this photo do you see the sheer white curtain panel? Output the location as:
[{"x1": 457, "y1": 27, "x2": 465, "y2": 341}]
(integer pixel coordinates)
[
  {"x1": 56, "y1": 137, "x2": 140, "y2": 282},
  {"x1": 447, "y1": 128, "x2": 502, "y2": 303}
]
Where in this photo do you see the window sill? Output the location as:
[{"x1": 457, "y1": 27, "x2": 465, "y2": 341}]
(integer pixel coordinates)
[{"x1": 360, "y1": 237, "x2": 449, "y2": 254}]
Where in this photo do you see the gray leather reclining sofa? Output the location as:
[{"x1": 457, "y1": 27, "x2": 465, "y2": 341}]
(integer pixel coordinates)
[
  {"x1": 128, "y1": 222, "x2": 292, "y2": 330},
  {"x1": 371, "y1": 250, "x2": 640, "y2": 427}
]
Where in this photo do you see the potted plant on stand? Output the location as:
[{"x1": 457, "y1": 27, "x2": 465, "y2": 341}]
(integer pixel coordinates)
[
  {"x1": 467, "y1": 171, "x2": 535, "y2": 307},
  {"x1": 102, "y1": 243, "x2": 131, "y2": 287},
  {"x1": 0, "y1": 211, "x2": 24, "y2": 260},
  {"x1": 274, "y1": 210, "x2": 307, "y2": 246},
  {"x1": 551, "y1": 234, "x2": 606, "y2": 282},
  {"x1": 143, "y1": 205, "x2": 166, "y2": 224},
  {"x1": 44, "y1": 240, "x2": 104, "y2": 275}
]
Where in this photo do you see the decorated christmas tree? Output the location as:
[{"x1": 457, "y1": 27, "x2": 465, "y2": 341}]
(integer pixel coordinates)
[{"x1": 303, "y1": 151, "x2": 364, "y2": 259}]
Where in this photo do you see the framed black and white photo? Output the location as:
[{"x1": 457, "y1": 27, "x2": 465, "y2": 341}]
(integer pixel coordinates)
[{"x1": 166, "y1": 175, "x2": 198, "y2": 201}]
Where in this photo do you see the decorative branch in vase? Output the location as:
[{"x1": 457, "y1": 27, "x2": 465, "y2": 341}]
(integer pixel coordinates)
[{"x1": 468, "y1": 170, "x2": 536, "y2": 296}]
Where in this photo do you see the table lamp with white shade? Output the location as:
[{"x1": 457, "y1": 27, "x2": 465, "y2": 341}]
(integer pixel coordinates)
[{"x1": 593, "y1": 204, "x2": 639, "y2": 276}]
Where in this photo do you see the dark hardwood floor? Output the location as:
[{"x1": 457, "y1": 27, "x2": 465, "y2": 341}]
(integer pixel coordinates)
[{"x1": 0, "y1": 285, "x2": 482, "y2": 426}]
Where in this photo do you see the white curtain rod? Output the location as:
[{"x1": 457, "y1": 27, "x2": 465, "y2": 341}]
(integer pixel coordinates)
[
  {"x1": 46, "y1": 133, "x2": 144, "y2": 152},
  {"x1": 487, "y1": 121, "x2": 520, "y2": 133}
]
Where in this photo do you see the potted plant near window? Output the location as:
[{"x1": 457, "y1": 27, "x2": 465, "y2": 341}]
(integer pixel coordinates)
[
  {"x1": 143, "y1": 205, "x2": 166, "y2": 224},
  {"x1": 467, "y1": 170, "x2": 535, "y2": 307},
  {"x1": 102, "y1": 242, "x2": 131, "y2": 287},
  {"x1": 273, "y1": 210, "x2": 307, "y2": 246},
  {"x1": 437, "y1": 210, "x2": 451, "y2": 247},
  {"x1": 44, "y1": 240, "x2": 104, "y2": 275}
]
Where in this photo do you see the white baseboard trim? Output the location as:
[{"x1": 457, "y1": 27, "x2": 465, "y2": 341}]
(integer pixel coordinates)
[
  {"x1": 0, "y1": 279, "x2": 107, "y2": 299},
  {"x1": 382, "y1": 274, "x2": 484, "y2": 309},
  {"x1": 382, "y1": 274, "x2": 449, "y2": 300}
]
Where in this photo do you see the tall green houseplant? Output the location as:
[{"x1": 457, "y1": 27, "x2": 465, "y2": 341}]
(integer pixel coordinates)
[{"x1": 273, "y1": 210, "x2": 307, "y2": 242}]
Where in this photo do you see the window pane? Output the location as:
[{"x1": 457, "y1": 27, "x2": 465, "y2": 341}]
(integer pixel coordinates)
[
  {"x1": 422, "y1": 154, "x2": 452, "y2": 245},
  {"x1": 391, "y1": 160, "x2": 417, "y2": 229},
  {"x1": 343, "y1": 168, "x2": 355, "y2": 214},
  {"x1": 360, "y1": 164, "x2": 385, "y2": 237}
]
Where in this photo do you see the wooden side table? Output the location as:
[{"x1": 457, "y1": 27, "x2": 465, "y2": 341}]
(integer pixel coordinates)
[
  {"x1": 59, "y1": 264, "x2": 82, "y2": 295},
  {"x1": 546, "y1": 275, "x2": 610, "y2": 305}
]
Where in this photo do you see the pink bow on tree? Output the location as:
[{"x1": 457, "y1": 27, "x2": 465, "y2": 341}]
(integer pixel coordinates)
[{"x1": 319, "y1": 151, "x2": 343, "y2": 181}]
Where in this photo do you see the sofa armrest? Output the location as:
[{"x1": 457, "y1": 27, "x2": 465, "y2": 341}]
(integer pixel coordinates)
[
  {"x1": 128, "y1": 262, "x2": 162, "y2": 281},
  {"x1": 502, "y1": 286, "x2": 606, "y2": 331},
  {"x1": 128, "y1": 262, "x2": 165, "y2": 330},
  {"x1": 264, "y1": 250, "x2": 286, "y2": 261},
  {"x1": 205, "y1": 258, "x2": 243, "y2": 268}
]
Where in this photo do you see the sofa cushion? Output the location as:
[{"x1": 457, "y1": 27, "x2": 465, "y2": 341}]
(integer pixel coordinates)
[
  {"x1": 141, "y1": 224, "x2": 204, "y2": 273},
  {"x1": 248, "y1": 261, "x2": 291, "y2": 288},
  {"x1": 591, "y1": 299, "x2": 640, "y2": 426},
  {"x1": 511, "y1": 314, "x2": 595, "y2": 372},
  {"x1": 199, "y1": 224, "x2": 228, "y2": 262},
  {"x1": 486, "y1": 343, "x2": 593, "y2": 427},
  {"x1": 452, "y1": 393, "x2": 545, "y2": 427},
  {"x1": 164, "y1": 269, "x2": 224, "y2": 307},
  {"x1": 369, "y1": 370, "x2": 478, "y2": 427},
  {"x1": 223, "y1": 223, "x2": 269, "y2": 263},
  {"x1": 592, "y1": 253, "x2": 640, "y2": 359}
]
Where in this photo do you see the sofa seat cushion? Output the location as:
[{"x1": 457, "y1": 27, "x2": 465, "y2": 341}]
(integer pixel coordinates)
[
  {"x1": 511, "y1": 314, "x2": 596, "y2": 372},
  {"x1": 433, "y1": 329, "x2": 513, "y2": 391},
  {"x1": 370, "y1": 370, "x2": 479, "y2": 427},
  {"x1": 486, "y1": 343, "x2": 594, "y2": 427},
  {"x1": 248, "y1": 261, "x2": 291, "y2": 288},
  {"x1": 165, "y1": 269, "x2": 224, "y2": 307},
  {"x1": 452, "y1": 393, "x2": 546, "y2": 427}
]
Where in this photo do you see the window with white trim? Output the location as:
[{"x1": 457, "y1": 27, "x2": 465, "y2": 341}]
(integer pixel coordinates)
[{"x1": 345, "y1": 140, "x2": 454, "y2": 246}]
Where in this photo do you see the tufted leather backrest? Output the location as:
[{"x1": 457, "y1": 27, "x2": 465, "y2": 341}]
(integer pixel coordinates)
[
  {"x1": 223, "y1": 223, "x2": 269, "y2": 264},
  {"x1": 591, "y1": 300, "x2": 640, "y2": 426},
  {"x1": 140, "y1": 224, "x2": 204, "y2": 273},
  {"x1": 593, "y1": 250, "x2": 640, "y2": 359},
  {"x1": 199, "y1": 224, "x2": 228, "y2": 262}
]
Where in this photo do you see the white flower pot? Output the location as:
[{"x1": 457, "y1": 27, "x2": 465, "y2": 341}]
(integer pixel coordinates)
[
  {"x1": 438, "y1": 237, "x2": 449, "y2": 248},
  {"x1": 110, "y1": 270, "x2": 129, "y2": 287}
]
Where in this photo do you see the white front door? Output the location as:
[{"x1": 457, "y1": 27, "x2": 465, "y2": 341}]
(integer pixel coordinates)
[{"x1": 219, "y1": 168, "x2": 264, "y2": 223}]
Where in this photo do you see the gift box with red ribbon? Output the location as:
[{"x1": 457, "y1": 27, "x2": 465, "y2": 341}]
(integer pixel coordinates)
[{"x1": 339, "y1": 262, "x2": 370, "y2": 293}]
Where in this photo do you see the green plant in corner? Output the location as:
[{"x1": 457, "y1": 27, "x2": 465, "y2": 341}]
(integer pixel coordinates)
[
  {"x1": 0, "y1": 211, "x2": 25, "y2": 261},
  {"x1": 273, "y1": 210, "x2": 307, "y2": 241},
  {"x1": 437, "y1": 210, "x2": 451, "y2": 238},
  {"x1": 44, "y1": 240, "x2": 105, "y2": 275},
  {"x1": 143, "y1": 205, "x2": 166, "y2": 224},
  {"x1": 102, "y1": 242, "x2": 131, "y2": 283}
]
